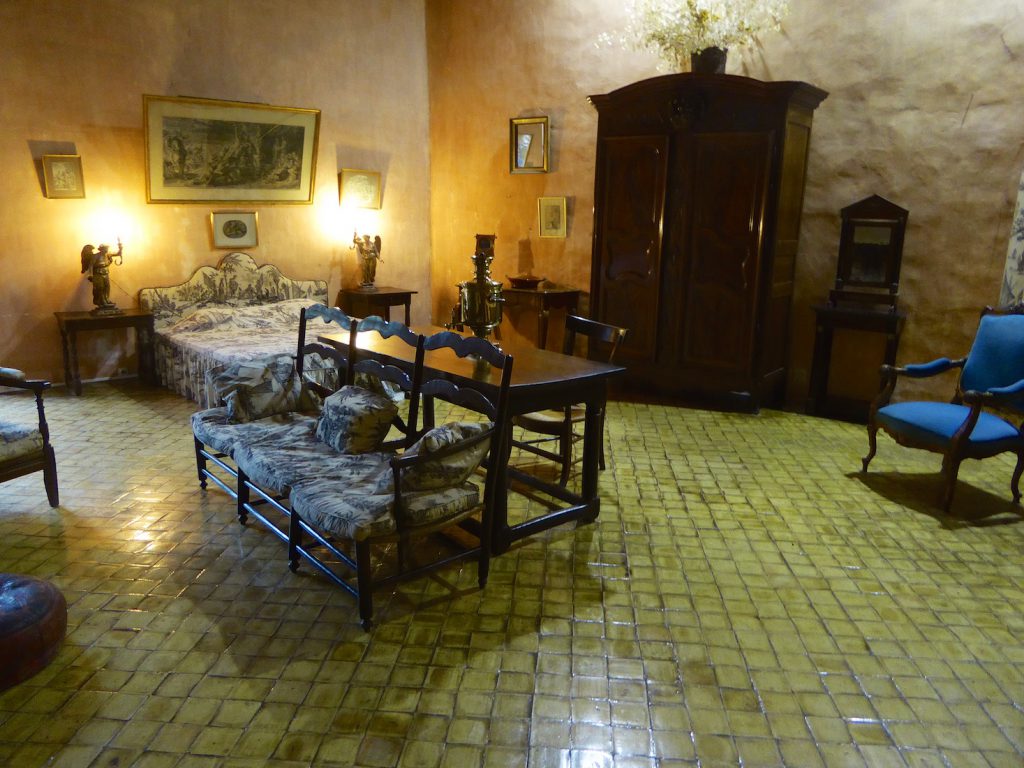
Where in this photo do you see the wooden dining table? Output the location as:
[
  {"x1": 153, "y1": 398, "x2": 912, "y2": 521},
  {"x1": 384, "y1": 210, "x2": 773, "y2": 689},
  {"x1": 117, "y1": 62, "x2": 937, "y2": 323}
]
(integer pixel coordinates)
[{"x1": 317, "y1": 326, "x2": 626, "y2": 553}]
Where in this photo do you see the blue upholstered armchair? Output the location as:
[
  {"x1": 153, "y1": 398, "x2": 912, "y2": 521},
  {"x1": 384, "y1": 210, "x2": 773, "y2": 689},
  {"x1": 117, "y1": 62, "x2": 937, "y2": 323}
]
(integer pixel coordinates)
[{"x1": 862, "y1": 306, "x2": 1024, "y2": 512}]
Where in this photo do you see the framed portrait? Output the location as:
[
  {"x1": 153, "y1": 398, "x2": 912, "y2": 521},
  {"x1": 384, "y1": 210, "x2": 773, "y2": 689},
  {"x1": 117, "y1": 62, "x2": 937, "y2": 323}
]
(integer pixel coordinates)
[
  {"x1": 339, "y1": 168, "x2": 381, "y2": 209},
  {"x1": 210, "y1": 211, "x2": 258, "y2": 248},
  {"x1": 510, "y1": 116, "x2": 549, "y2": 174},
  {"x1": 41, "y1": 154, "x2": 85, "y2": 199},
  {"x1": 144, "y1": 94, "x2": 320, "y2": 204},
  {"x1": 538, "y1": 196, "x2": 567, "y2": 238}
]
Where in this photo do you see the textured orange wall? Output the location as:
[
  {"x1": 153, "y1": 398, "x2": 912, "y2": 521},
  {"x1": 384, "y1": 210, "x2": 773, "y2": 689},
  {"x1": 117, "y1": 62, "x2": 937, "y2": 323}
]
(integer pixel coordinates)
[
  {"x1": 0, "y1": 0, "x2": 431, "y2": 384},
  {"x1": 426, "y1": 0, "x2": 1024, "y2": 405}
]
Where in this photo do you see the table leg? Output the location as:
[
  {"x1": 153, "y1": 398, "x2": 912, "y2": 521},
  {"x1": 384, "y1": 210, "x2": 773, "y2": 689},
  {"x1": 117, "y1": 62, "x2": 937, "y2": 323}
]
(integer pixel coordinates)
[
  {"x1": 537, "y1": 309, "x2": 551, "y2": 349},
  {"x1": 490, "y1": 419, "x2": 516, "y2": 554},
  {"x1": 382, "y1": 306, "x2": 391, "y2": 322},
  {"x1": 807, "y1": 321, "x2": 831, "y2": 416},
  {"x1": 67, "y1": 330, "x2": 82, "y2": 396},
  {"x1": 580, "y1": 394, "x2": 604, "y2": 523},
  {"x1": 404, "y1": 300, "x2": 411, "y2": 326},
  {"x1": 58, "y1": 328, "x2": 73, "y2": 393},
  {"x1": 137, "y1": 325, "x2": 155, "y2": 385}
]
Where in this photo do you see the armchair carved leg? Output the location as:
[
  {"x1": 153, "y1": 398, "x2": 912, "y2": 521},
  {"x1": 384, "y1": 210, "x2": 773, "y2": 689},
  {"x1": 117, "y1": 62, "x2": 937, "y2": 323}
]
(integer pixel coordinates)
[
  {"x1": 862, "y1": 426, "x2": 878, "y2": 473},
  {"x1": 941, "y1": 455, "x2": 962, "y2": 513},
  {"x1": 1012, "y1": 451, "x2": 1024, "y2": 504},
  {"x1": 43, "y1": 445, "x2": 59, "y2": 508}
]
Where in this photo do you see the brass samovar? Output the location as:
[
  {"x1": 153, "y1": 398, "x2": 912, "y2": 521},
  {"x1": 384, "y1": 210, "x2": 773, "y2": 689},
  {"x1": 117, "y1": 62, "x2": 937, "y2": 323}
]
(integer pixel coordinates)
[{"x1": 455, "y1": 234, "x2": 504, "y2": 339}]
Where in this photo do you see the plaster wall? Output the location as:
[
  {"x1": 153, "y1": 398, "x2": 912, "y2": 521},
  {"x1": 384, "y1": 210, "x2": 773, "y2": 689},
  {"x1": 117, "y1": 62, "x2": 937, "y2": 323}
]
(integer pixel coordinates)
[
  {"x1": 1, "y1": 0, "x2": 432, "y2": 384},
  {"x1": 426, "y1": 0, "x2": 1024, "y2": 406}
]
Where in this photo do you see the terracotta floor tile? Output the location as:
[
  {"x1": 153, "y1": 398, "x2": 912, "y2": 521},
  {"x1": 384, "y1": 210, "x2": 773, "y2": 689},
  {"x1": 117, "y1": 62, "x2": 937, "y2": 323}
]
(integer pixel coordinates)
[{"x1": 0, "y1": 382, "x2": 1022, "y2": 764}]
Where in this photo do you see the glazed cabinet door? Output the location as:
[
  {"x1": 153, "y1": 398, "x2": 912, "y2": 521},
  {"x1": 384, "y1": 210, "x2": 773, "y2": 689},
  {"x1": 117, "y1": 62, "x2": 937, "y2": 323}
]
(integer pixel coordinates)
[
  {"x1": 678, "y1": 131, "x2": 773, "y2": 384},
  {"x1": 592, "y1": 135, "x2": 669, "y2": 367}
]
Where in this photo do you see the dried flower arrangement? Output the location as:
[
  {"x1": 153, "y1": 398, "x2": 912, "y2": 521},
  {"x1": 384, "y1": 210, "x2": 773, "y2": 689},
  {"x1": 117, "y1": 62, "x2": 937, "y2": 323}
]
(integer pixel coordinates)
[{"x1": 608, "y1": 0, "x2": 790, "y2": 71}]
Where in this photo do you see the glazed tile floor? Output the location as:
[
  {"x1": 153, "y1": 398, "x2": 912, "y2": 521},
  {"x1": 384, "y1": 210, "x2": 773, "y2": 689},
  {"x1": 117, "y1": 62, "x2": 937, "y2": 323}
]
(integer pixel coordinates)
[{"x1": 0, "y1": 381, "x2": 1022, "y2": 767}]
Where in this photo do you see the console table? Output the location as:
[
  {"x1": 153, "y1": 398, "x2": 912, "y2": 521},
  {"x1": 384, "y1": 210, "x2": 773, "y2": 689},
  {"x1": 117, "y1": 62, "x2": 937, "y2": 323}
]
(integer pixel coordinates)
[
  {"x1": 336, "y1": 286, "x2": 417, "y2": 325},
  {"x1": 502, "y1": 286, "x2": 581, "y2": 349},
  {"x1": 808, "y1": 303, "x2": 906, "y2": 422},
  {"x1": 54, "y1": 309, "x2": 155, "y2": 396}
]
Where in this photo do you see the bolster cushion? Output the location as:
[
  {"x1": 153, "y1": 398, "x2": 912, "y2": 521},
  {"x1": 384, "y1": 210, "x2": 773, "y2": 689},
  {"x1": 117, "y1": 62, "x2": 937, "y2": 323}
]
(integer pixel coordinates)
[
  {"x1": 375, "y1": 421, "x2": 492, "y2": 493},
  {"x1": 316, "y1": 385, "x2": 398, "y2": 455}
]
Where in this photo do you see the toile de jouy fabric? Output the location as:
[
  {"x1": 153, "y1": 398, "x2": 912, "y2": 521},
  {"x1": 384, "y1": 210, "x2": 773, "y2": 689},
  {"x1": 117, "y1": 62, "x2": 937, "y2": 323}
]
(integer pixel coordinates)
[{"x1": 138, "y1": 253, "x2": 327, "y2": 405}]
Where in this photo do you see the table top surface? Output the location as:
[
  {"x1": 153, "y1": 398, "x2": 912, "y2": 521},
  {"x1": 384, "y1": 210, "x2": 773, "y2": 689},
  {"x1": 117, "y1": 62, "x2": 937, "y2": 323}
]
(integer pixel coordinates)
[
  {"x1": 319, "y1": 326, "x2": 623, "y2": 394},
  {"x1": 54, "y1": 308, "x2": 154, "y2": 324},
  {"x1": 503, "y1": 285, "x2": 581, "y2": 296},
  {"x1": 339, "y1": 286, "x2": 418, "y2": 297}
]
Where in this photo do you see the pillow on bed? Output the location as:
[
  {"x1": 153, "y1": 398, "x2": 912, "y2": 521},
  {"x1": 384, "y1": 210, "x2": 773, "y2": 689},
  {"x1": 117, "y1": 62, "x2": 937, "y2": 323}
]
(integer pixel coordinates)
[
  {"x1": 373, "y1": 421, "x2": 492, "y2": 493},
  {"x1": 166, "y1": 298, "x2": 316, "y2": 334},
  {"x1": 210, "y1": 355, "x2": 320, "y2": 423},
  {"x1": 315, "y1": 385, "x2": 398, "y2": 454}
]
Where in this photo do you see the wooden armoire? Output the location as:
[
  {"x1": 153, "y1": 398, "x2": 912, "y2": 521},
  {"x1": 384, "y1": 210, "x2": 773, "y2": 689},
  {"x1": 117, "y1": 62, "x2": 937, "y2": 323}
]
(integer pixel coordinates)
[{"x1": 588, "y1": 74, "x2": 827, "y2": 410}]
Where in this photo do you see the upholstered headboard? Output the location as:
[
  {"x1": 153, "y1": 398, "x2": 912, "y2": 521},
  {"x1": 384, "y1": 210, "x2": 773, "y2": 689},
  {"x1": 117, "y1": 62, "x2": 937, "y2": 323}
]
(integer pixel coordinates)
[{"x1": 139, "y1": 252, "x2": 328, "y2": 330}]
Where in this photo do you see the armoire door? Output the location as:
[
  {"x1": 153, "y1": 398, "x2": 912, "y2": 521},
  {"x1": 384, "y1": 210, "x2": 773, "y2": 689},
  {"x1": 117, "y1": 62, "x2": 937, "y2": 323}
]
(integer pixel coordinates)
[
  {"x1": 678, "y1": 131, "x2": 772, "y2": 385},
  {"x1": 592, "y1": 135, "x2": 669, "y2": 367}
]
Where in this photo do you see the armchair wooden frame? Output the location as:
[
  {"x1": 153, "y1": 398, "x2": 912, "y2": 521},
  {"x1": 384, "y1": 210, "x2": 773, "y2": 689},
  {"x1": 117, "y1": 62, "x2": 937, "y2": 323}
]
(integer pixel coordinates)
[
  {"x1": 0, "y1": 370, "x2": 59, "y2": 507},
  {"x1": 862, "y1": 305, "x2": 1024, "y2": 512},
  {"x1": 511, "y1": 314, "x2": 628, "y2": 485}
]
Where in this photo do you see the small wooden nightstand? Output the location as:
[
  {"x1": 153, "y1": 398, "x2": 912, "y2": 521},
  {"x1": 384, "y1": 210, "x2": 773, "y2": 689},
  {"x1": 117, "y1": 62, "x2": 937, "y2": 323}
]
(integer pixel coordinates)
[
  {"x1": 502, "y1": 286, "x2": 582, "y2": 349},
  {"x1": 336, "y1": 286, "x2": 417, "y2": 325},
  {"x1": 54, "y1": 309, "x2": 156, "y2": 396}
]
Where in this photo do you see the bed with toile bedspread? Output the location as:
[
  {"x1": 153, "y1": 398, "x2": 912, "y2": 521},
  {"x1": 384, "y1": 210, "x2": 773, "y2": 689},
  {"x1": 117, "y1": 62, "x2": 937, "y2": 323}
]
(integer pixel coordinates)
[{"x1": 138, "y1": 252, "x2": 327, "y2": 406}]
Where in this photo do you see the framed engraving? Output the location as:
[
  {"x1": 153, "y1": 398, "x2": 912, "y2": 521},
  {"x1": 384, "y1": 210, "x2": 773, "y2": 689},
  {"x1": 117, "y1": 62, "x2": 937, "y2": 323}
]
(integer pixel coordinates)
[
  {"x1": 538, "y1": 196, "x2": 567, "y2": 238},
  {"x1": 338, "y1": 168, "x2": 381, "y2": 209},
  {"x1": 42, "y1": 154, "x2": 85, "y2": 199},
  {"x1": 210, "y1": 211, "x2": 258, "y2": 248},
  {"x1": 144, "y1": 94, "x2": 320, "y2": 203}
]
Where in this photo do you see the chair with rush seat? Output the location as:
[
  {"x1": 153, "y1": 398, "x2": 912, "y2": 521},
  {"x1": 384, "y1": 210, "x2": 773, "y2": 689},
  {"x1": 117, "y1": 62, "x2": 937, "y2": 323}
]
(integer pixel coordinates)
[{"x1": 511, "y1": 314, "x2": 628, "y2": 485}]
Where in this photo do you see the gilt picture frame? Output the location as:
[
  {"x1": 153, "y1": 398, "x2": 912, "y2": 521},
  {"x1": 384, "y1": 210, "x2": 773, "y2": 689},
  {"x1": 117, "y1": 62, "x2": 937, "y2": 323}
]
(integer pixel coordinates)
[
  {"x1": 210, "y1": 211, "x2": 259, "y2": 248},
  {"x1": 144, "y1": 94, "x2": 320, "y2": 204},
  {"x1": 538, "y1": 196, "x2": 566, "y2": 238},
  {"x1": 41, "y1": 154, "x2": 85, "y2": 199},
  {"x1": 338, "y1": 168, "x2": 381, "y2": 209},
  {"x1": 510, "y1": 117, "x2": 549, "y2": 174}
]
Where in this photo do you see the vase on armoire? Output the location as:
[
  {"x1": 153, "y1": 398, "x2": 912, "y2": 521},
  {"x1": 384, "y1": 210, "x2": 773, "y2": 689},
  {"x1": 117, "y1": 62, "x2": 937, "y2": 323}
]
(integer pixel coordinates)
[{"x1": 690, "y1": 46, "x2": 728, "y2": 73}]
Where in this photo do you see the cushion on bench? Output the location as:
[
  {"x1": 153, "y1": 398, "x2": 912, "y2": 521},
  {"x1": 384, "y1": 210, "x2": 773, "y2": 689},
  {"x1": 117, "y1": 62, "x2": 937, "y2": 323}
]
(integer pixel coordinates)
[
  {"x1": 288, "y1": 476, "x2": 481, "y2": 541},
  {"x1": 191, "y1": 408, "x2": 318, "y2": 457},
  {"x1": 0, "y1": 422, "x2": 43, "y2": 463},
  {"x1": 233, "y1": 437, "x2": 392, "y2": 495}
]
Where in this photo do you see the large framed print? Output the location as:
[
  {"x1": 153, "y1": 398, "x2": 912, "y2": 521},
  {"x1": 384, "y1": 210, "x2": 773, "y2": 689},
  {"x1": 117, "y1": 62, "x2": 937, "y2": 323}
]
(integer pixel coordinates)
[{"x1": 144, "y1": 95, "x2": 320, "y2": 204}]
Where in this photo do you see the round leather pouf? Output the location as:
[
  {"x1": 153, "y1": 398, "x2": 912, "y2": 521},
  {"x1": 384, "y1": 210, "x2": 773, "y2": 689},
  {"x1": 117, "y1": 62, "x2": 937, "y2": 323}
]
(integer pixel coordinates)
[{"x1": 0, "y1": 574, "x2": 67, "y2": 691}]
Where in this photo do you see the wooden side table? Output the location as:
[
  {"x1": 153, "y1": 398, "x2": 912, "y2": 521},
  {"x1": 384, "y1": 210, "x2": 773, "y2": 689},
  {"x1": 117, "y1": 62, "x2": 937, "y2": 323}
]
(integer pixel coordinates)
[
  {"x1": 54, "y1": 309, "x2": 156, "y2": 396},
  {"x1": 808, "y1": 303, "x2": 906, "y2": 421},
  {"x1": 336, "y1": 286, "x2": 417, "y2": 325},
  {"x1": 502, "y1": 286, "x2": 582, "y2": 349}
]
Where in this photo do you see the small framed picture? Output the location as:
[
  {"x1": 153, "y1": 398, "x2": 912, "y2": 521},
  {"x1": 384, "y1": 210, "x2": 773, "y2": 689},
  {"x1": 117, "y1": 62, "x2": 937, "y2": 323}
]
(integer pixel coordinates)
[
  {"x1": 210, "y1": 211, "x2": 259, "y2": 248},
  {"x1": 339, "y1": 168, "x2": 381, "y2": 209},
  {"x1": 510, "y1": 117, "x2": 549, "y2": 174},
  {"x1": 42, "y1": 154, "x2": 85, "y2": 198},
  {"x1": 538, "y1": 196, "x2": 567, "y2": 238}
]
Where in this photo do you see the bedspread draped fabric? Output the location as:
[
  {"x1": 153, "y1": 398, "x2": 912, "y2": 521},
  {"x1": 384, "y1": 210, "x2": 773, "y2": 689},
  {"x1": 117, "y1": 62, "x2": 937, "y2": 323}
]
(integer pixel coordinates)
[{"x1": 139, "y1": 252, "x2": 328, "y2": 406}]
